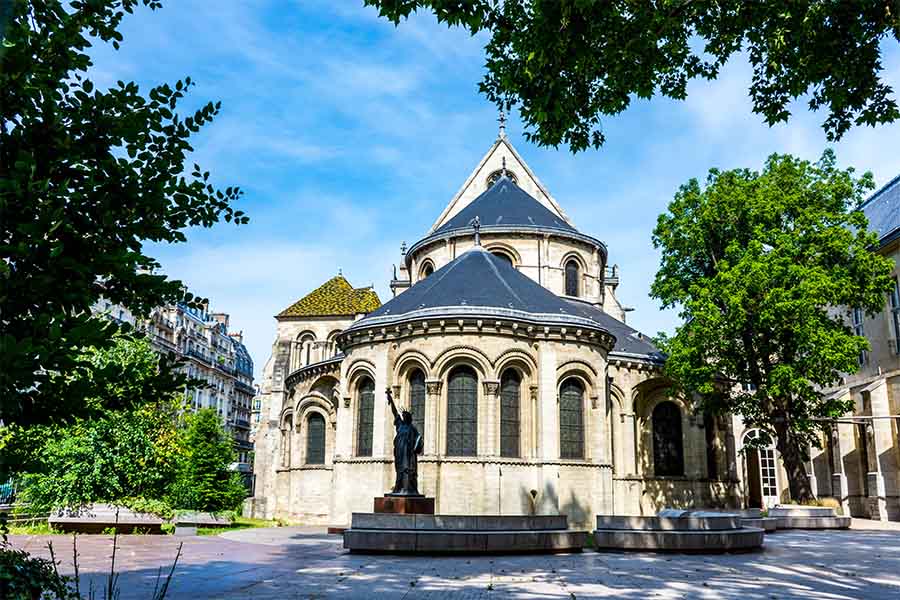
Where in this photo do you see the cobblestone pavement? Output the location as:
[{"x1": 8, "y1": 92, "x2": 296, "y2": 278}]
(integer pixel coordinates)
[{"x1": 9, "y1": 519, "x2": 900, "y2": 599}]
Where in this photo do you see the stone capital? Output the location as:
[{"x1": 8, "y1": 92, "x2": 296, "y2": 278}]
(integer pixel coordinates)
[
  {"x1": 425, "y1": 379, "x2": 443, "y2": 396},
  {"x1": 483, "y1": 379, "x2": 501, "y2": 396}
]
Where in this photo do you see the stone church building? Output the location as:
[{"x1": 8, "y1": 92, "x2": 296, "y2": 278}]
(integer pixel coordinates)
[{"x1": 248, "y1": 127, "x2": 741, "y2": 528}]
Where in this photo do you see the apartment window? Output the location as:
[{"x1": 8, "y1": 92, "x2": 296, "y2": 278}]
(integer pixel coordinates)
[{"x1": 852, "y1": 307, "x2": 868, "y2": 366}]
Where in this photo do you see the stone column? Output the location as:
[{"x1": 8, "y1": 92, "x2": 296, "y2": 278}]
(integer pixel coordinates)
[
  {"x1": 529, "y1": 384, "x2": 539, "y2": 458},
  {"x1": 806, "y1": 443, "x2": 819, "y2": 499},
  {"x1": 868, "y1": 382, "x2": 893, "y2": 520},
  {"x1": 372, "y1": 353, "x2": 389, "y2": 457},
  {"x1": 483, "y1": 379, "x2": 500, "y2": 456},
  {"x1": 621, "y1": 412, "x2": 638, "y2": 476},
  {"x1": 537, "y1": 344, "x2": 559, "y2": 514},
  {"x1": 832, "y1": 420, "x2": 853, "y2": 516},
  {"x1": 425, "y1": 379, "x2": 442, "y2": 455}
]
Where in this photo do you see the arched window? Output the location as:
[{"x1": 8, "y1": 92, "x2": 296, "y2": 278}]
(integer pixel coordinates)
[
  {"x1": 296, "y1": 333, "x2": 315, "y2": 369},
  {"x1": 447, "y1": 366, "x2": 477, "y2": 456},
  {"x1": 421, "y1": 263, "x2": 434, "y2": 278},
  {"x1": 491, "y1": 252, "x2": 514, "y2": 268},
  {"x1": 565, "y1": 260, "x2": 580, "y2": 297},
  {"x1": 559, "y1": 378, "x2": 585, "y2": 459},
  {"x1": 500, "y1": 369, "x2": 521, "y2": 457},
  {"x1": 356, "y1": 377, "x2": 375, "y2": 456},
  {"x1": 409, "y1": 369, "x2": 426, "y2": 436},
  {"x1": 653, "y1": 401, "x2": 684, "y2": 476},
  {"x1": 306, "y1": 413, "x2": 325, "y2": 465}
]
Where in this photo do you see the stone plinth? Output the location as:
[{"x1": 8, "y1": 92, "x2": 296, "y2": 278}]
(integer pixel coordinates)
[
  {"x1": 343, "y1": 513, "x2": 584, "y2": 554},
  {"x1": 768, "y1": 505, "x2": 850, "y2": 530},
  {"x1": 374, "y1": 495, "x2": 435, "y2": 515},
  {"x1": 593, "y1": 510, "x2": 764, "y2": 553},
  {"x1": 702, "y1": 508, "x2": 778, "y2": 533}
]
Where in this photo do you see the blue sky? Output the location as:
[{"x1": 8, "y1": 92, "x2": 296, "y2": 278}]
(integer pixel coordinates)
[{"x1": 88, "y1": 1, "x2": 900, "y2": 379}]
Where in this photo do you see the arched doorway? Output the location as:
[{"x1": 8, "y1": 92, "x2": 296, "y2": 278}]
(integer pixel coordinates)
[{"x1": 742, "y1": 429, "x2": 779, "y2": 508}]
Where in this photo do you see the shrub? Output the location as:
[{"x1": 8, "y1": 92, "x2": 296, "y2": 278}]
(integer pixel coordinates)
[{"x1": 169, "y1": 409, "x2": 245, "y2": 513}]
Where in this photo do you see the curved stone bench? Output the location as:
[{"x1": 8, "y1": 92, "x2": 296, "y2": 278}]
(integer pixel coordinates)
[
  {"x1": 768, "y1": 505, "x2": 850, "y2": 530},
  {"x1": 702, "y1": 508, "x2": 778, "y2": 533},
  {"x1": 343, "y1": 514, "x2": 585, "y2": 554},
  {"x1": 593, "y1": 511, "x2": 764, "y2": 553}
]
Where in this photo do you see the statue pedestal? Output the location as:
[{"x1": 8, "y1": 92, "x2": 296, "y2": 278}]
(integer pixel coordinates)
[{"x1": 374, "y1": 495, "x2": 435, "y2": 515}]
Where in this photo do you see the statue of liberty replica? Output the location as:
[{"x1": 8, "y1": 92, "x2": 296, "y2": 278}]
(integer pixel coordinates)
[{"x1": 386, "y1": 388, "x2": 424, "y2": 496}]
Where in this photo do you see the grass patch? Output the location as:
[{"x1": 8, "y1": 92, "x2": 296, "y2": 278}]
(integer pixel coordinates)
[
  {"x1": 6, "y1": 521, "x2": 62, "y2": 535},
  {"x1": 196, "y1": 516, "x2": 281, "y2": 536}
]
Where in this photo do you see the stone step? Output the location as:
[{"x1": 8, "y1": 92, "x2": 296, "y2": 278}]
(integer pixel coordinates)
[
  {"x1": 350, "y1": 513, "x2": 568, "y2": 531},
  {"x1": 344, "y1": 529, "x2": 585, "y2": 553}
]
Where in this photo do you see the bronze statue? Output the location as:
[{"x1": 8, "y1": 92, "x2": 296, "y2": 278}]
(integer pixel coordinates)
[{"x1": 386, "y1": 388, "x2": 424, "y2": 496}]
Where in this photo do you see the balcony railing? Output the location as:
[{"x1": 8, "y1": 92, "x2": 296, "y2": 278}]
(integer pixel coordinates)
[
  {"x1": 233, "y1": 418, "x2": 251, "y2": 429},
  {"x1": 234, "y1": 381, "x2": 255, "y2": 395}
]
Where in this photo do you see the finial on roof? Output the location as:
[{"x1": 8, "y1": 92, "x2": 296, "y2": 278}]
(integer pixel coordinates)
[
  {"x1": 338, "y1": 268, "x2": 342, "y2": 276},
  {"x1": 501, "y1": 156, "x2": 508, "y2": 178},
  {"x1": 469, "y1": 215, "x2": 482, "y2": 246},
  {"x1": 498, "y1": 109, "x2": 507, "y2": 138},
  {"x1": 400, "y1": 241, "x2": 407, "y2": 256}
]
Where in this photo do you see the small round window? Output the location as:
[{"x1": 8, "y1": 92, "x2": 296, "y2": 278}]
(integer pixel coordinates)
[{"x1": 487, "y1": 169, "x2": 517, "y2": 188}]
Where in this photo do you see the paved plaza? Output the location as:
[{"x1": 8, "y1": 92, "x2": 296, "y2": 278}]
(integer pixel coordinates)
[{"x1": 9, "y1": 520, "x2": 900, "y2": 599}]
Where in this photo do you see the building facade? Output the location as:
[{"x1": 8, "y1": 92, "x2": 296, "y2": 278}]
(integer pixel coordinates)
[
  {"x1": 94, "y1": 299, "x2": 255, "y2": 477},
  {"x1": 248, "y1": 129, "x2": 743, "y2": 527}
]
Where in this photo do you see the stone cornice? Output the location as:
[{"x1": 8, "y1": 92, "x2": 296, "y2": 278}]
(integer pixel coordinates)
[
  {"x1": 284, "y1": 355, "x2": 343, "y2": 388},
  {"x1": 339, "y1": 314, "x2": 615, "y2": 353}
]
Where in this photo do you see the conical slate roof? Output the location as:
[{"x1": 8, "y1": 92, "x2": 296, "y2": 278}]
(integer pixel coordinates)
[
  {"x1": 347, "y1": 247, "x2": 610, "y2": 334},
  {"x1": 278, "y1": 275, "x2": 380, "y2": 318},
  {"x1": 435, "y1": 176, "x2": 576, "y2": 234}
]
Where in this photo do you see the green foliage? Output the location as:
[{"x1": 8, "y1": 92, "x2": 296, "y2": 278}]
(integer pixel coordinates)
[
  {"x1": 169, "y1": 409, "x2": 246, "y2": 513},
  {"x1": 651, "y1": 150, "x2": 894, "y2": 500},
  {"x1": 117, "y1": 497, "x2": 175, "y2": 520},
  {"x1": 366, "y1": 1, "x2": 900, "y2": 151},
  {"x1": 0, "y1": 543, "x2": 81, "y2": 600},
  {"x1": 0, "y1": 0, "x2": 245, "y2": 431}
]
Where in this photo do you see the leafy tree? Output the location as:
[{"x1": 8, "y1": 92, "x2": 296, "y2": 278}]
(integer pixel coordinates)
[
  {"x1": 170, "y1": 409, "x2": 245, "y2": 513},
  {"x1": 651, "y1": 150, "x2": 893, "y2": 502},
  {"x1": 14, "y1": 337, "x2": 185, "y2": 513},
  {"x1": 366, "y1": 1, "x2": 900, "y2": 151},
  {"x1": 0, "y1": 0, "x2": 246, "y2": 430}
]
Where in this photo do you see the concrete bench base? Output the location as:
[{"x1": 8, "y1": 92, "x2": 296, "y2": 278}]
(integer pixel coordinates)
[
  {"x1": 593, "y1": 527, "x2": 764, "y2": 552},
  {"x1": 343, "y1": 513, "x2": 583, "y2": 554},
  {"x1": 743, "y1": 517, "x2": 778, "y2": 533},
  {"x1": 774, "y1": 516, "x2": 851, "y2": 529},
  {"x1": 592, "y1": 511, "x2": 765, "y2": 553},
  {"x1": 768, "y1": 505, "x2": 850, "y2": 530}
]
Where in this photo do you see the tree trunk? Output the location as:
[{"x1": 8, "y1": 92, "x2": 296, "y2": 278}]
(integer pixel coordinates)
[{"x1": 772, "y1": 411, "x2": 815, "y2": 503}]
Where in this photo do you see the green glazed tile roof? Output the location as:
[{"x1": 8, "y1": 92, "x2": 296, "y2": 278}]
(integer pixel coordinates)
[{"x1": 278, "y1": 275, "x2": 381, "y2": 317}]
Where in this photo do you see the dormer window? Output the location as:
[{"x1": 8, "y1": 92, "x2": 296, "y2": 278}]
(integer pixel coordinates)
[{"x1": 486, "y1": 169, "x2": 517, "y2": 188}]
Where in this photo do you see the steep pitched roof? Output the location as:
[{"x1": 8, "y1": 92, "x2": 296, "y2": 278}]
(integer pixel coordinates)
[
  {"x1": 435, "y1": 175, "x2": 577, "y2": 234},
  {"x1": 430, "y1": 134, "x2": 573, "y2": 232},
  {"x1": 278, "y1": 275, "x2": 381, "y2": 318},
  {"x1": 860, "y1": 173, "x2": 900, "y2": 247}
]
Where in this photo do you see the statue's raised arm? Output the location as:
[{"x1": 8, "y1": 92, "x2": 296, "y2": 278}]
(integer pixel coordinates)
[{"x1": 386, "y1": 387, "x2": 400, "y2": 421}]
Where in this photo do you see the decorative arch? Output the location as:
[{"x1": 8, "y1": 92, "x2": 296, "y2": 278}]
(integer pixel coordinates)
[
  {"x1": 393, "y1": 350, "x2": 432, "y2": 381},
  {"x1": 493, "y1": 348, "x2": 538, "y2": 377},
  {"x1": 305, "y1": 412, "x2": 327, "y2": 464},
  {"x1": 346, "y1": 358, "x2": 376, "y2": 390},
  {"x1": 433, "y1": 345, "x2": 492, "y2": 379},
  {"x1": 419, "y1": 259, "x2": 435, "y2": 280},
  {"x1": 294, "y1": 330, "x2": 317, "y2": 370},
  {"x1": 486, "y1": 169, "x2": 518, "y2": 187},
  {"x1": 499, "y1": 367, "x2": 522, "y2": 457},
  {"x1": 295, "y1": 393, "x2": 335, "y2": 420},
  {"x1": 484, "y1": 242, "x2": 521, "y2": 267},
  {"x1": 556, "y1": 366, "x2": 597, "y2": 400},
  {"x1": 325, "y1": 329, "x2": 342, "y2": 359}
]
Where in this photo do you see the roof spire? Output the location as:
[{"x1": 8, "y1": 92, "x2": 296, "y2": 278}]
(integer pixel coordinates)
[
  {"x1": 469, "y1": 215, "x2": 482, "y2": 246},
  {"x1": 338, "y1": 268, "x2": 342, "y2": 277},
  {"x1": 498, "y1": 109, "x2": 507, "y2": 139}
]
